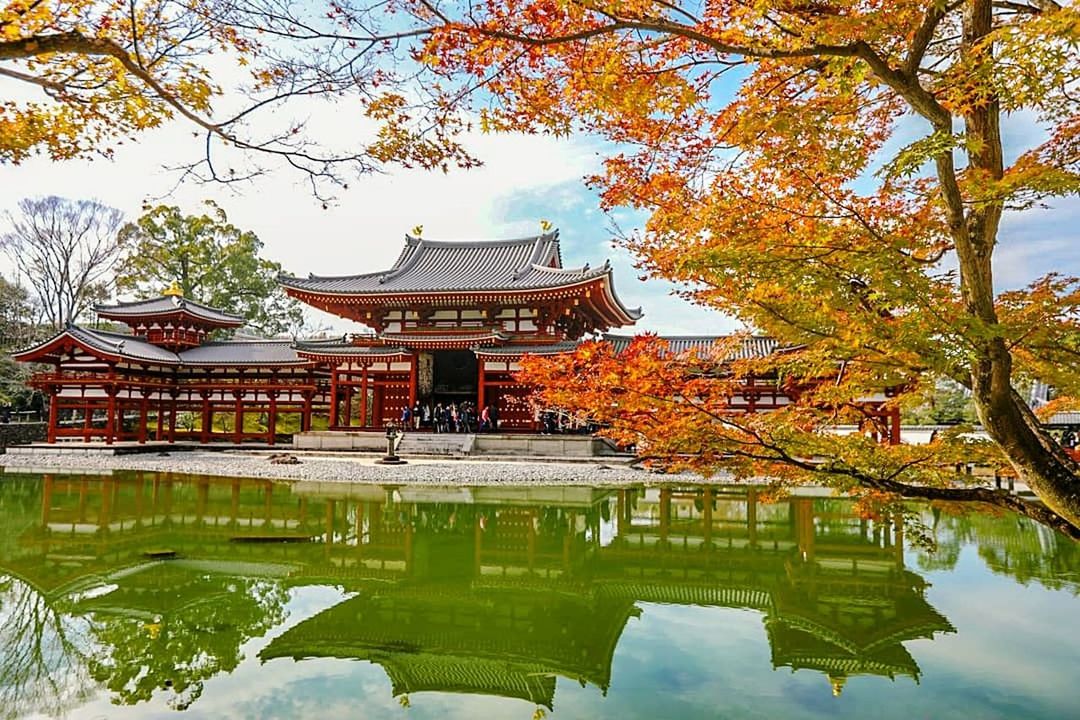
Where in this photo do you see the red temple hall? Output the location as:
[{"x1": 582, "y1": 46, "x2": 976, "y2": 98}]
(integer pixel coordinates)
[{"x1": 13, "y1": 229, "x2": 900, "y2": 445}]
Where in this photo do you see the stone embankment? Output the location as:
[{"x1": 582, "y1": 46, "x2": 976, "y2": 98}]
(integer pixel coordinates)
[
  {"x1": 0, "y1": 422, "x2": 47, "y2": 451},
  {"x1": 0, "y1": 450, "x2": 711, "y2": 485}
]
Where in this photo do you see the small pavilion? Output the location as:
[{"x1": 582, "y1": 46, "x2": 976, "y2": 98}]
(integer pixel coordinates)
[{"x1": 13, "y1": 291, "x2": 322, "y2": 445}]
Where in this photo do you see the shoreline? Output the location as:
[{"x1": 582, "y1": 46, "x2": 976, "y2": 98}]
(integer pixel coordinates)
[{"x1": 0, "y1": 449, "x2": 716, "y2": 486}]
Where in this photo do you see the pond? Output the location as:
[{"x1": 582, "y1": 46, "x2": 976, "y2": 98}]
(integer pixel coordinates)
[{"x1": 0, "y1": 471, "x2": 1077, "y2": 719}]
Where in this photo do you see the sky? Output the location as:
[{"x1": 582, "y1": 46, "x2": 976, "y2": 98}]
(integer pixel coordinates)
[
  {"x1": 0, "y1": 110, "x2": 736, "y2": 337},
  {"x1": 0, "y1": 82, "x2": 1076, "y2": 339}
]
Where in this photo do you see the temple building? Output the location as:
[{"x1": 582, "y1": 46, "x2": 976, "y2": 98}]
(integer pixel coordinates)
[
  {"x1": 12, "y1": 228, "x2": 901, "y2": 444},
  {"x1": 280, "y1": 230, "x2": 643, "y2": 430}
]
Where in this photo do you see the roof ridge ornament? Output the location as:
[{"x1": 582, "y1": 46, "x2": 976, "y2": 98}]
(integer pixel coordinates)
[{"x1": 163, "y1": 280, "x2": 184, "y2": 297}]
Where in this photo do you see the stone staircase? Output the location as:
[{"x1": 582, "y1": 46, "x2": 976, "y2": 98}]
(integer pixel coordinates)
[{"x1": 395, "y1": 433, "x2": 474, "y2": 457}]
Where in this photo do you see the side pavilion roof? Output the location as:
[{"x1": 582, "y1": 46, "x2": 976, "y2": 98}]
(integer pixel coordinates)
[
  {"x1": 13, "y1": 327, "x2": 312, "y2": 368},
  {"x1": 95, "y1": 295, "x2": 244, "y2": 328}
]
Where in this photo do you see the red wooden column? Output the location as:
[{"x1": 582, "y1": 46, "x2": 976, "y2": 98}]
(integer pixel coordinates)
[
  {"x1": 889, "y1": 406, "x2": 901, "y2": 445},
  {"x1": 301, "y1": 391, "x2": 313, "y2": 432},
  {"x1": 360, "y1": 365, "x2": 369, "y2": 427},
  {"x1": 167, "y1": 394, "x2": 178, "y2": 443},
  {"x1": 46, "y1": 389, "x2": 58, "y2": 443},
  {"x1": 233, "y1": 391, "x2": 243, "y2": 444},
  {"x1": 328, "y1": 367, "x2": 339, "y2": 428},
  {"x1": 105, "y1": 389, "x2": 116, "y2": 445},
  {"x1": 200, "y1": 393, "x2": 211, "y2": 444},
  {"x1": 267, "y1": 392, "x2": 278, "y2": 446},
  {"x1": 477, "y1": 358, "x2": 486, "y2": 410},
  {"x1": 138, "y1": 393, "x2": 149, "y2": 444},
  {"x1": 105, "y1": 364, "x2": 117, "y2": 445},
  {"x1": 156, "y1": 394, "x2": 166, "y2": 441},
  {"x1": 408, "y1": 354, "x2": 418, "y2": 408}
]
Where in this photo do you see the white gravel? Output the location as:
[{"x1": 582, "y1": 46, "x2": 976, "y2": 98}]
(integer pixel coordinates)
[{"x1": 0, "y1": 450, "x2": 713, "y2": 485}]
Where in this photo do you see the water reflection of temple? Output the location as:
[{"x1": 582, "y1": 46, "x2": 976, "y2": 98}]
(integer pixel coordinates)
[{"x1": 1, "y1": 473, "x2": 955, "y2": 711}]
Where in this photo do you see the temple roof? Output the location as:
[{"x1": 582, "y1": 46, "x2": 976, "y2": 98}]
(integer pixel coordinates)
[
  {"x1": 94, "y1": 295, "x2": 245, "y2": 327},
  {"x1": 280, "y1": 231, "x2": 641, "y2": 315}
]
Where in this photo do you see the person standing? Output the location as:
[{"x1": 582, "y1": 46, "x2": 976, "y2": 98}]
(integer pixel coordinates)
[
  {"x1": 489, "y1": 403, "x2": 499, "y2": 432},
  {"x1": 412, "y1": 402, "x2": 422, "y2": 431},
  {"x1": 400, "y1": 405, "x2": 412, "y2": 430},
  {"x1": 480, "y1": 405, "x2": 491, "y2": 432}
]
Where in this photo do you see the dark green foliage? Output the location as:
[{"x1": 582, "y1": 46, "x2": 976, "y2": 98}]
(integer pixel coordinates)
[{"x1": 116, "y1": 202, "x2": 303, "y2": 337}]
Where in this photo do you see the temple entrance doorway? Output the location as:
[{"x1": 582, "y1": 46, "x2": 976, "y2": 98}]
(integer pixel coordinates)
[{"x1": 432, "y1": 350, "x2": 478, "y2": 406}]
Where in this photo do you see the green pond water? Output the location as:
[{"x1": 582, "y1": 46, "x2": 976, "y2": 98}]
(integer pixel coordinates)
[{"x1": 0, "y1": 471, "x2": 1078, "y2": 719}]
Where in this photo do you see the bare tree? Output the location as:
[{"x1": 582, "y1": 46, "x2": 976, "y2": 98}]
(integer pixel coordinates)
[{"x1": 2, "y1": 197, "x2": 125, "y2": 329}]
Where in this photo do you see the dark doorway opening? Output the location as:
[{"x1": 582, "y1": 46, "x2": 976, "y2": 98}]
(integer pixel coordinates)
[{"x1": 433, "y1": 350, "x2": 478, "y2": 404}]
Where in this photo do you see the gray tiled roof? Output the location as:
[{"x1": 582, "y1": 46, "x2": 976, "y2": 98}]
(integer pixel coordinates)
[
  {"x1": 15, "y1": 327, "x2": 311, "y2": 367},
  {"x1": 293, "y1": 337, "x2": 411, "y2": 357},
  {"x1": 604, "y1": 334, "x2": 781, "y2": 360},
  {"x1": 14, "y1": 326, "x2": 182, "y2": 364},
  {"x1": 279, "y1": 231, "x2": 618, "y2": 296},
  {"x1": 74, "y1": 327, "x2": 182, "y2": 363},
  {"x1": 1045, "y1": 412, "x2": 1080, "y2": 427},
  {"x1": 95, "y1": 295, "x2": 244, "y2": 326},
  {"x1": 474, "y1": 341, "x2": 581, "y2": 356},
  {"x1": 179, "y1": 341, "x2": 308, "y2": 366}
]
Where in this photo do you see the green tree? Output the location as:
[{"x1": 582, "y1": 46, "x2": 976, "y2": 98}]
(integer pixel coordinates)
[
  {"x1": 904, "y1": 380, "x2": 979, "y2": 426},
  {"x1": 115, "y1": 203, "x2": 303, "y2": 336},
  {"x1": 0, "y1": 275, "x2": 44, "y2": 411}
]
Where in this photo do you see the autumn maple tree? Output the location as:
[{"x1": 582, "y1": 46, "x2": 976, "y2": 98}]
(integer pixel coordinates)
[
  {"x1": 0, "y1": 0, "x2": 476, "y2": 197},
  {"x1": 398, "y1": 0, "x2": 1080, "y2": 534},
  {"x1": 5, "y1": 0, "x2": 1080, "y2": 533}
]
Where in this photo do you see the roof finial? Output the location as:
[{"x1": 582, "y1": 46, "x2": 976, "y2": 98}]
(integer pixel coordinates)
[
  {"x1": 540, "y1": 219, "x2": 553, "y2": 233},
  {"x1": 411, "y1": 224, "x2": 423, "y2": 237},
  {"x1": 163, "y1": 280, "x2": 184, "y2": 297}
]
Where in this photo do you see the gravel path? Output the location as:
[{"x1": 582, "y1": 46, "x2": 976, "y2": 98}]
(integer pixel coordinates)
[{"x1": 0, "y1": 450, "x2": 712, "y2": 485}]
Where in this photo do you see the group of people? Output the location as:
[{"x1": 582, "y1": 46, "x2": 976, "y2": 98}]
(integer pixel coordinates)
[{"x1": 400, "y1": 400, "x2": 499, "y2": 433}]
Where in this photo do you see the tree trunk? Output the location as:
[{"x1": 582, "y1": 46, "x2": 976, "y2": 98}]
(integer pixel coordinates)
[{"x1": 952, "y1": 0, "x2": 1080, "y2": 531}]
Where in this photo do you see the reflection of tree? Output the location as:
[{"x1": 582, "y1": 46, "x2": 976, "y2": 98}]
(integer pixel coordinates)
[
  {"x1": 84, "y1": 576, "x2": 288, "y2": 710},
  {"x1": 916, "y1": 508, "x2": 1080, "y2": 593},
  {"x1": 0, "y1": 577, "x2": 94, "y2": 720}
]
